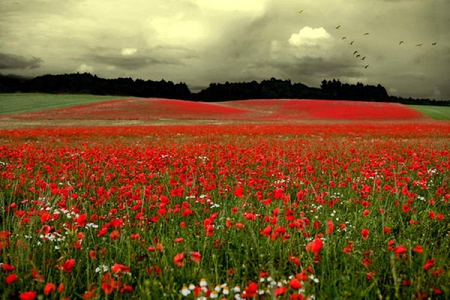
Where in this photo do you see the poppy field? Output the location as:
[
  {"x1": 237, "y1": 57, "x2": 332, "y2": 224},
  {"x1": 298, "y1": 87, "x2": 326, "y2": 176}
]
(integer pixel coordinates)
[{"x1": 1, "y1": 100, "x2": 450, "y2": 299}]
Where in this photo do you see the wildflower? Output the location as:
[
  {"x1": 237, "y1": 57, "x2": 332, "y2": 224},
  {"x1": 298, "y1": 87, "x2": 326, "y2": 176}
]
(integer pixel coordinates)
[
  {"x1": 76, "y1": 214, "x2": 88, "y2": 227},
  {"x1": 120, "y1": 285, "x2": 133, "y2": 293},
  {"x1": 306, "y1": 237, "x2": 323, "y2": 255},
  {"x1": 326, "y1": 220, "x2": 334, "y2": 234},
  {"x1": 60, "y1": 258, "x2": 76, "y2": 273},
  {"x1": 343, "y1": 241, "x2": 354, "y2": 253},
  {"x1": 290, "y1": 278, "x2": 302, "y2": 289},
  {"x1": 275, "y1": 285, "x2": 287, "y2": 296},
  {"x1": 19, "y1": 291, "x2": 37, "y2": 300},
  {"x1": 111, "y1": 263, "x2": 131, "y2": 274},
  {"x1": 44, "y1": 283, "x2": 56, "y2": 295},
  {"x1": 360, "y1": 228, "x2": 369, "y2": 240},
  {"x1": 5, "y1": 273, "x2": 18, "y2": 285},
  {"x1": 395, "y1": 245, "x2": 407, "y2": 256},
  {"x1": 181, "y1": 285, "x2": 191, "y2": 296},
  {"x1": 242, "y1": 282, "x2": 258, "y2": 297},
  {"x1": 290, "y1": 293, "x2": 305, "y2": 300},
  {"x1": 1, "y1": 263, "x2": 15, "y2": 271},
  {"x1": 174, "y1": 253, "x2": 185, "y2": 267},
  {"x1": 190, "y1": 251, "x2": 201, "y2": 263},
  {"x1": 413, "y1": 245, "x2": 423, "y2": 253},
  {"x1": 424, "y1": 258, "x2": 435, "y2": 271},
  {"x1": 110, "y1": 230, "x2": 120, "y2": 241},
  {"x1": 83, "y1": 290, "x2": 97, "y2": 299},
  {"x1": 260, "y1": 225, "x2": 272, "y2": 237},
  {"x1": 234, "y1": 186, "x2": 244, "y2": 198},
  {"x1": 199, "y1": 278, "x2": 208, "y2": 287}
]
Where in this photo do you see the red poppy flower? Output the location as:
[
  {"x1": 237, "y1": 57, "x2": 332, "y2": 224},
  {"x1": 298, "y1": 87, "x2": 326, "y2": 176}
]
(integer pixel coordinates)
[
  {"x1": 306, "y1": 237, "x2": 323, "y2": 255},
  {"x1": 243, "y1": 282, "x2": 258, "y2": 297},
  {"x1": 2, "y1": 263, "x2": 15, "y2": 271},
  {"x1": 19, "y1": 291, "x2": 36, "y2": 300},
  {"x1": 360, "y1": 228, "x2": 369, "y2": 240},
  {"x1": 190, "y1": 251, "x2": 201, "y2": 263},
  {"x1": 275, "y1": 285, "x2": 287, "y2": 296},
  {"x1": 174, "y1": 253, "x2": 185, "y2": 267},
  {"x1": 424, "y1": 258, "x2": 435, "y2": 271},
  {"x1": 60, "y1": 259, "x2": 76, "y2": 273},
  {"x1": 44, "y1": 283, "x2": 56, "y2": 295},
  {"x1": 233, "y1": 186, "x2": 244, "y2": 198},
  {"x1": 383, "y1": 227, "x2": 392, "y2": 234},
  {"x1": 395, "y1": 245, "x2": 407, "y2": 256},
  {"x1": 413, "y1": 245, "x2": 423, "y2": 253},
  {"x1": 76, "y1": 214, "x2": 88, "y2": 227},
  {"x1": 260, "y1": 225, "x2": 272, "y2": 237},
  {"x1": 290, "y1": 278, "x2": 302, "y2": 289},
  {"x1": 110, "y1": 230, "x2": 120, "y2": 241},
  {"x1": 5, "y1": 273, "x2": 18, "y2": 285},
  {"x1": 326, "y1": 220, "x2": 334, "y2": 235},
  {"x1": 111, "y1": 263, "x2": 130, "y2": 274}
]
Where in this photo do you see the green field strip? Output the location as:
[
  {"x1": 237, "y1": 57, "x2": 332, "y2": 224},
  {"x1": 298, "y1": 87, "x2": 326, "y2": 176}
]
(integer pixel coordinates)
[
  {"x1": 0, "y1": 93, "x2": 131, "y2": 115},
  {"x1": 408, "y1": 104, "x2": 450, "y2": 120}
]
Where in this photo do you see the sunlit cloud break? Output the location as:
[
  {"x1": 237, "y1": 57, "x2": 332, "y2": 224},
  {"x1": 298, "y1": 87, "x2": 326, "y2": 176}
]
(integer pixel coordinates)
[
  {"x1": 289, "y1": 27, "x2": 332, "y2": 47},
  {"x1": 121, "y1": 48, "x2": 137, "y2": 56}
]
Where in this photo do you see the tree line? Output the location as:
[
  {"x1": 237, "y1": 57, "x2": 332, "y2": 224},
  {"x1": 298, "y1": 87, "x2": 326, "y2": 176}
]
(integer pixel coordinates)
[{"x1": 0, "y1": 73, "x2": 448, "y2": 106}]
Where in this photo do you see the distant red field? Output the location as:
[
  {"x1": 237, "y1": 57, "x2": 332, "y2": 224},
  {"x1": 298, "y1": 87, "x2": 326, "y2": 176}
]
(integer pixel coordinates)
[{"x1": 8, "y1": 98, "x2": 428, "y2": 122}]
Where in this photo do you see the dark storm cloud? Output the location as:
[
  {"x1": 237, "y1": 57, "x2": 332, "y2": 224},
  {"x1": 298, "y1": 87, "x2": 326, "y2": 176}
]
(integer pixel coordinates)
[
  {"x1": 0, "y1": 53, "x2": 43, "y2": 70},
  {"x1": 86, "y1": 54, "x2": 180, "y2": 70},
  {"x1": 0, "y1": 0, "x2": 449, "y2": 99},
  {"x1": 250, "y1": 55, "x2": 364, "y2": 86}
]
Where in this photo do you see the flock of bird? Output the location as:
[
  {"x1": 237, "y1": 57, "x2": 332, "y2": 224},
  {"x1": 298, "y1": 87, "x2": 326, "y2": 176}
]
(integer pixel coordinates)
[{"x1": 297, "y1": 10, "x2": 438, "y2": 70}]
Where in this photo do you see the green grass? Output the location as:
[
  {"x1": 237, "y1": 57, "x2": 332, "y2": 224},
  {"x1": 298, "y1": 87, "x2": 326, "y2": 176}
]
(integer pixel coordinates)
[
  {"x1": 0, "y1": 93, "x2": 130, "y2": 115},
  {"x1": 408, "y1": 104, "x2": 450, "y2": 120}
]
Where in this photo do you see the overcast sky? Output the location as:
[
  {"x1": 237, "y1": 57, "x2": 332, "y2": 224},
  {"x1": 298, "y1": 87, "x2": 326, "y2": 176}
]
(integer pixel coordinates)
[{"x1": 1, "y1": 0, "x2": 449, "y2": 99}]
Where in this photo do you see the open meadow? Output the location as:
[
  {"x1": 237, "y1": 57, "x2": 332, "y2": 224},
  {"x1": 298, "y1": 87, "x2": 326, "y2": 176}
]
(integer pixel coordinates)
[{"x1": 1, "y1": 95, "x2": 449, "y2": 299}]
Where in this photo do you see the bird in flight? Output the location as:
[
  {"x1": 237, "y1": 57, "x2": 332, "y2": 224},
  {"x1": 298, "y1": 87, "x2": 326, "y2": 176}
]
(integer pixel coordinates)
[
  {"x1": 361, "y1": 56, "x2": 366, "y2": 60},
  {"x1": 349, "y1": 40, "x2": 355, "y2": 45},
  {"x1": 356, "y1": 54, "x2": 361, "y2": 58},
  {"x1": 342, "y1": 36, "x2": 347, "y2": 40},
  {"x1": 416, "y1": 43, "x2": 423, "y2": 47},
  {"x1": 363, "y1": 33, "x2": 369, "y2": 36},
  {"x1": 298, "y1": 10, "x2": 304, "y2": 14},
  {"x1": 336, "y1": 25, "x2": 341, "y2": 29},
  {"x1": 364, "y1": 65, "x2": 369, "y2": 69},
  {"x1": 399, "y1": 41, "x2": 405, "y2": 45},
  {"x1": 432, "y1": 42, "x2": 437, "y2": 45},
  {"x1": 353, "y1": 50, "x2": 358, "y2": 55}
]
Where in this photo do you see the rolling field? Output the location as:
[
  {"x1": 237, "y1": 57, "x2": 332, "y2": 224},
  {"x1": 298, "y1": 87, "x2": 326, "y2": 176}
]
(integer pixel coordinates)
[
  {"x1": 0, "y1": 94, "x2": 438, "y2": 125},
  {"x1": 0, "y1": 93, "x2": 130, "y2": 115},
  {"x1": 1, "y1": 94, "x2": 449, "y2": 299},
  {"x1": 407, "y1": 105, "x2": 450, "y2": 121}
]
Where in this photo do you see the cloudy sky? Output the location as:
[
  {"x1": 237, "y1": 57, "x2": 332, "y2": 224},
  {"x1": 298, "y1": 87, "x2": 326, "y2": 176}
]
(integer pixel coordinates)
[{"x1": 1, "y1": 0, "x2": 449, "y2": 99}]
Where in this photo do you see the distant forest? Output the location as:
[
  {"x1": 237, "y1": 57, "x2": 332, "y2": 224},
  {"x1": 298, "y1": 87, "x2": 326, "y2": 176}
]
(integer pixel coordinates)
[{"x1": 0, "y1": 72, "x2": 448, "y2": 106}]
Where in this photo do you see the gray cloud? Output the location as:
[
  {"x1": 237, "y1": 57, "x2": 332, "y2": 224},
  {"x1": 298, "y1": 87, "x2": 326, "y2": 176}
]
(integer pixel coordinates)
[
  {"x1": 0, "y1": 53, "x2": 43, "y2": 70},
  {"x1": 85, "y1": 53, "x2": 180, "y2": 70}
]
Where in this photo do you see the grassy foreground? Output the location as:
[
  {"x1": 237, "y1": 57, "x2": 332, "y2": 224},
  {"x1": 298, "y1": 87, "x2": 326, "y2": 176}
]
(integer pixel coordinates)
[
  {"x1": 0, "y1": 93, "x2": 129, "y2": 115},
  {"x1": 1, "y1": 125, "x2": 449, "y2": 299}
]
